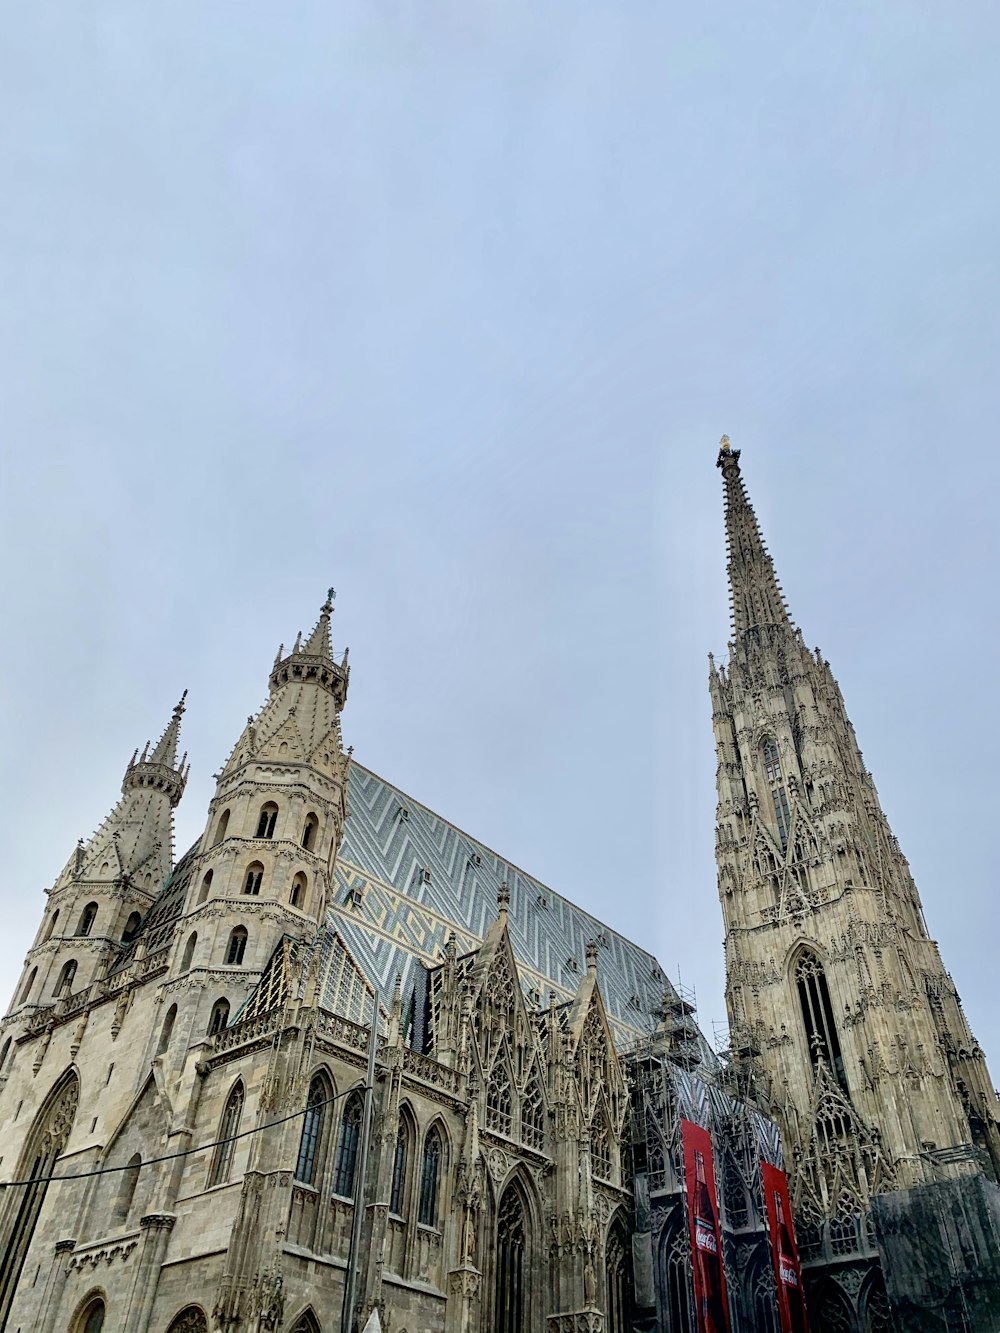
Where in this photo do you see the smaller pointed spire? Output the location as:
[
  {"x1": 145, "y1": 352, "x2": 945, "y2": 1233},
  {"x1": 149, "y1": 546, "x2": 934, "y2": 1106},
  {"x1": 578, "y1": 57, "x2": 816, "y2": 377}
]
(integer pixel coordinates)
[
  {"x1": 586, "y1": 939, "x2": 599, "y2": 975},
  {"x1": 301, "y1": 588, "x2": 336, "y2": 658},
  {"x1": 148, "y1": 690, "x2": 187, "y2": 767},
  {"x1": 497, "y1": 882, "x2": 510, "y2": 919}
]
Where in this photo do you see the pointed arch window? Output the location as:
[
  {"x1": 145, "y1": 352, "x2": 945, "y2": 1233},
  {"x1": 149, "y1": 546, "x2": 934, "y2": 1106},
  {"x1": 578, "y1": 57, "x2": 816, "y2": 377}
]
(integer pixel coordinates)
[
  {"x1": 255, "y1": 803, "x2": 278, "y2": 839},
  {"x1": 794, "y1": 949, "x2": 847, "y2": 1092},
  {"x1": 209, "y1": 1082, "x2": 244, "y2": 1187},
  {"x1": 213, "y1": 809, "x2": 231, "y2": 846},
  {"x1": 43, "y1": 909, "x2": 59, "y2": 942},
  {"x1": 591, "y1": 1110, "x2": 613, "y2": 1181},
  {"x1": 115, "y1": 1153, "x2": 142, "y2": 1226},
  {"x1": 333, "y1": 1092, "x2": 363, "y2": 1198},
  {"x1": 208, "y1": 998, "x2": 231, "y2": 1036},
  {"x1": 390, "y1": 1122, "x2": 409, "y2": 1216},
  {"x1": 664, "y1": 1220, "x2": 693, "y2": 1333},
  {"x1": 76, "y1": 1297, "x2": 106, "y2": 1333},
  {"x1": 75, "y1": 902, "x2": 98, "y2": 937},
  {"x1": 521, "y1": 1082, "x2": 545, "y2": 1150},
  {"x1": 295, "y1": 1075, "x2": 327, "y2": 1186},
  {"x1": 158, "y1": 1003, "x2": 177, "y2": 1055},
  {"x1": 121, "y1": 911, "x2": 142, "y2": 943},
  {"x1": 243, "y1": 862, "x2": 264, "y2": 896},
  {"x1": 486, "y1": 1067, "x2": 513, "y2": 1136},
  {"x1": 290, "y1": 872, "x2": 308, "y2": 910},
  {"x1": 18, "y1": 965, "x2": 37, "y2": 1006},
  {"x1": 495, "y1": 1186, "x2": 527, "y2": 1333},
  {"x1": 0, "y1": 1072, "x2": 79, "y2": 1325},
  {"x1": 226, "y1": 927, "x2": 248, "y2": 966},
  {"x1": 762, "y1": 737, "x2": 782, "y2": 783},
  {"x1": 166, "y1": 1308, "x2": 208, "y2": 1333},
  {"x1": 605, "y1": 1218, "x2": 635, "y2": 1333},
  {"x1": 302, "y1": 813, "x2": 319, "y2": 851},
  {"x1": 197, "y1": 869, "x2": 213, "y2": 904},
  {"x1": 418, "y1": 1126, "x2": 442, "y2": 1226},
  {"x1": 746, "y1": 1247, "x2": 779, "y2": 1333},
  {"x1": 54, "y1": 959, "x2": 78, "y2": 998},
  {"x1": 180, "y1": 931, "x2": 198, "y2": 972},
  {"x1": 0, "y1": 1037, "x2": 11, "y2": 1075}
]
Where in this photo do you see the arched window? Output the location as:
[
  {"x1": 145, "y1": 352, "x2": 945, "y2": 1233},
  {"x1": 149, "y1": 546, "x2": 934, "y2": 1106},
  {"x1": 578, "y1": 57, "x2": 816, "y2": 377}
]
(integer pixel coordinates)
[
  {"x1": 243, "y1": 862, "x2": 264, "y2": 896},
  {"x1": 333, "y1": 1092, "x2": 363, "y2": 1198},
  {"x1": 18, "y1": 965, "x2": 37, "y2": 1005},
  {"x1": 495, "y1": 1185, "x2": 528, "y2": 1333},
  {"x1": 121, "y1": 911, "x2": 142, "y2": 943},
  {"x1": 861, "y1": 1270, "x2": 893, "y2": 1333},
  {"x1": 295, "y1": 1075, "x2": 328, "y2": 1186},
  {"x1": 605, "y1": 1218, "x2": 635, "y2": 1333},
  {"x1": 115, "y1": 1153, "x2": 142, "y2": 1225},
  {"x1": 745, "y1": 1246, "x2": 779, "y2": 1333},
  {"x1": 302, "y1": 813, "x2": 319, "y2": 851},
  {"x1": 208, "y1": 998, "x2": 231, "y2": 1036},
  {"x1": 157, "y1": 1003, "x2": 177, "y2": 1055},
  {"x1": 486, "y1": 1067, "x2": 513, "y2": 1135},
  {"x1": 255, "y1": 803, "x2": 278, "y2": 839},
  {"x1": 809, "y1": 1280, "x2": 854, "y2": 1333},
  {"x1": 180, "y1": 931, "x2": 198, "y2": 972},
  {"x1": 54, "y1": 959, "x2": 78, "y2": 998},
  {"x1": 794, "y1": 949, "x2": 847, "y2": 1092},
  {"x1": 0, "y1": 1072, "x2": 79, "y2": 1325},
  {"x1": 226, "y1": 927, "x2": 248, "y2": 966},
  {"x1": 390, "y1": 1123, "x2": 409, "y2": 1215},
  {"x1": 762, "y1": 737, "x2": 782, "y2": 782},
  {"x1": 208, "y1": 1082, "x2": 244, "y2": 1187},
  {"x1": 76, "y1": 902, "x2": 99, "y2": 937},
  {"x1": 197, "y1": 869, "x2": 213, "y2": 904},
  {"x1": 166, "y1": 1307, "x2": 208, "y2": 1333},
  {"x1": 521, "y1": 1082, "x2": 545, "y2": 1150},
  {"x1": 75, "y1": 1296, "x2": 106, "y2": 1333},
  {"x1": 591, "y1": 1110, "x2": 613, "y2": 1180},
  {"x1": 418, "y1": 1126, "x2": 442, "y2": 1227},
  {"x1": 0, "y1": 1037, "x2": 11, "y2": 1075},
  {"x1": 43, "y1": 909, "x2": 59, "y2": 942},
  {"x1": 290, "y1": 872, "x2": 308, "y2": 910},
  {"x1": 663, "y1": 1219, "x2": 693, "y2": 1333},
  {"x1": 288, "y1": 1313, "x2": 321, "y2": 1333},
  {"x1": 213, "y1": 809, "x2": 231, "y2": 846}
]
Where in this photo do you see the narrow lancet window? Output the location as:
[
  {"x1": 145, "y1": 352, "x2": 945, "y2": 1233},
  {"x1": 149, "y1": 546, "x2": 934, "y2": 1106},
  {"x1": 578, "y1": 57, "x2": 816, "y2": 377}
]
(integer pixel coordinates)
[
  {"x1": 418, "y1": 1126, "x2": 442, "y2": 1226},
  {"x1": 795, "y1": 949, "x2": 847, "y2": 1092},
  {"x1": 333, "y1": 1093, "x2": 363, "y2": 1198},
  {"x1": 208, "y1": 1082, "x2": 244, "y2": 1186}
]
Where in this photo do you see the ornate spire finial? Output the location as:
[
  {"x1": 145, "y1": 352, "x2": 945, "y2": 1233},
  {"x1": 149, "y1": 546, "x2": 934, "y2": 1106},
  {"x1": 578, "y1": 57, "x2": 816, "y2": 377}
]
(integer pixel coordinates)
[
  {"x1": 720, "y1": 434, "x2": 730, "y2": 452},
  {"x1": 586, "y1": 939, "x2": 599, "y2": 974},
  {"x1": 497, "y1": 883, "x2": 510, "y2": 918}
]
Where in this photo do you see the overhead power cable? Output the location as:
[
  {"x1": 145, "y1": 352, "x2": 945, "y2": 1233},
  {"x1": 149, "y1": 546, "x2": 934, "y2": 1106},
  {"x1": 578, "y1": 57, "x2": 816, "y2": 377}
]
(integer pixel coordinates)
[{"x1": 0, "y1": 1086, "x2": 365, "y2": 1192}]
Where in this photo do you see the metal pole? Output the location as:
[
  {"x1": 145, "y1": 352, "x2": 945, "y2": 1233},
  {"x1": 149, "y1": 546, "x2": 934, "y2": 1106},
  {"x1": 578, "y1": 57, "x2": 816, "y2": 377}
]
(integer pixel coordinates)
[{"x1": 342, "y1": 994, "x2": 379, "y2": 1333}]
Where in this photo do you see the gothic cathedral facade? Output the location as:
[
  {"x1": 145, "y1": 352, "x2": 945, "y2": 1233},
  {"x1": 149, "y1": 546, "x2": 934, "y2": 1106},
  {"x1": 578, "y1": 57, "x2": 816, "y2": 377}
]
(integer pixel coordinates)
[{"x1": 0, "y1": 447, "x2": 997, "y2": 1333}]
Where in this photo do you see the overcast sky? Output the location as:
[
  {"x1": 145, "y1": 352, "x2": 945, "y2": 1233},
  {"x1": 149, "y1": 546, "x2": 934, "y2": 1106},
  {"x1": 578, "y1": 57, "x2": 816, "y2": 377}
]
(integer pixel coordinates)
[{"x1": 1, "y1": 4, "x2": 998, "y2": 1068}]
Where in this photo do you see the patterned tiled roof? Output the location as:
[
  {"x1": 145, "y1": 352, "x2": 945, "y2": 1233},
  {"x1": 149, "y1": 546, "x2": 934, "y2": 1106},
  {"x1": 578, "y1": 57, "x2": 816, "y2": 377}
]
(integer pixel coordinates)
[{"x1": 329, "y1": 764, "x2": 681, "y2": 1048}]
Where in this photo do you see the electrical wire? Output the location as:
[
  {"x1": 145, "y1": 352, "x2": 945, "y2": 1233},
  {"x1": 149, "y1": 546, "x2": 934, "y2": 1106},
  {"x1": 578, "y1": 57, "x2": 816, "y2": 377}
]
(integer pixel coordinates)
[{"x1": 0, "y1": 1086, "x2": 366, "y2": 1191}]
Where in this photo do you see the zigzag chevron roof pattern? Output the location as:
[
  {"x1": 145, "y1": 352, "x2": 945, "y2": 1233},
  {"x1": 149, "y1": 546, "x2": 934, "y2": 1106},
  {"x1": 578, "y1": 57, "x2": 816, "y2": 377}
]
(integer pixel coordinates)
[{"x1": 327, "y1": 763, "x2": 688, "y2": 1048}]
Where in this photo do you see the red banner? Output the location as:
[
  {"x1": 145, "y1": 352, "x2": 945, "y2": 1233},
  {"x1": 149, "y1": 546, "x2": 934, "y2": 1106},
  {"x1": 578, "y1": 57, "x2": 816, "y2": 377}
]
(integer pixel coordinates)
[
  {"x1": 681, "y1": 1119, "x2": 730, "y2": 1333},
  {"x1": 762, "y1": 1161, "x2": 809, "y2": 1333}
]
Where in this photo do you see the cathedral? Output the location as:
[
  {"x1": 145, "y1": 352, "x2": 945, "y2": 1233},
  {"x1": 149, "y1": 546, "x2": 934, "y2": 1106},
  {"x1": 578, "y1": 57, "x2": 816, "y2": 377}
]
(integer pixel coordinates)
[{"x1": 0, "y1": 444, "x2": 997, "y2": 1333}]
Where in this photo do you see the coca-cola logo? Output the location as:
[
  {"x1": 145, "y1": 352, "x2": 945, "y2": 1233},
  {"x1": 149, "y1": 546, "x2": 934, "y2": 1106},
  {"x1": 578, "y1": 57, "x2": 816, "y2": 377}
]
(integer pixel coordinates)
[
  {"x1": 779, "y1": 1261, "x2": 798, "y2": 1287},
  {"x1": 695, "y1": 1218, "x2": 718, "y2": 1254}
]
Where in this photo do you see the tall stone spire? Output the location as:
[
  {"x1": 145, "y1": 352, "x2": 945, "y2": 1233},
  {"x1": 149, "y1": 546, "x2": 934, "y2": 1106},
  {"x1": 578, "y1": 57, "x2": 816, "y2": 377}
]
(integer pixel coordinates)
[
  {"x1": 716, "y1": 435, "x2": 794, "y2": 643},
  {"x1": 709, "y1": 440, "x2": 1000, "y2": 1237}
]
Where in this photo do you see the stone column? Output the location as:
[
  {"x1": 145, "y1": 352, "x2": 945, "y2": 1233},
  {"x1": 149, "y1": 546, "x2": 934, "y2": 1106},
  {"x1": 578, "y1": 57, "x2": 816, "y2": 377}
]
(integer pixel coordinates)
[
  {"x1": 122, "y1": 1213, "x2": 176, "y2": 1333},
  {"x1": 37, "y1": 1237, "x2": 75, "y2": 1333}
]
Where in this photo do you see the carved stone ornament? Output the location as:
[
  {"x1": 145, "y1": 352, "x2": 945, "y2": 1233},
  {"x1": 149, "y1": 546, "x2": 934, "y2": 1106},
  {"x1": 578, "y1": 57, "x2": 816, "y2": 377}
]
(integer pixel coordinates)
[
  {"x1": 448, "y1": 1263, "x2": 482, "y2": 1299},
  {"x1": 69, "y1": 1239, "x2": 138, "y2": 1270},
  {"x1": 486, "y1": 1146, "x2": 509, "y2": 1183}
]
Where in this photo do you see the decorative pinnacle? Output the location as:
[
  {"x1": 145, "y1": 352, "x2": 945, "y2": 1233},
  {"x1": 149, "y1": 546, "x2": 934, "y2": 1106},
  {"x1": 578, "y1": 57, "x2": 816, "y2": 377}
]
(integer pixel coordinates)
[
  {"x1": 497, "y1": 883, "x2": 510, "y2": 918},
  {"x1": 586, "y1": 940, "x2": 599, "y2": 974},
  {"x1": 720, "y1": 434, "x2": 730, "y2": 452}
]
